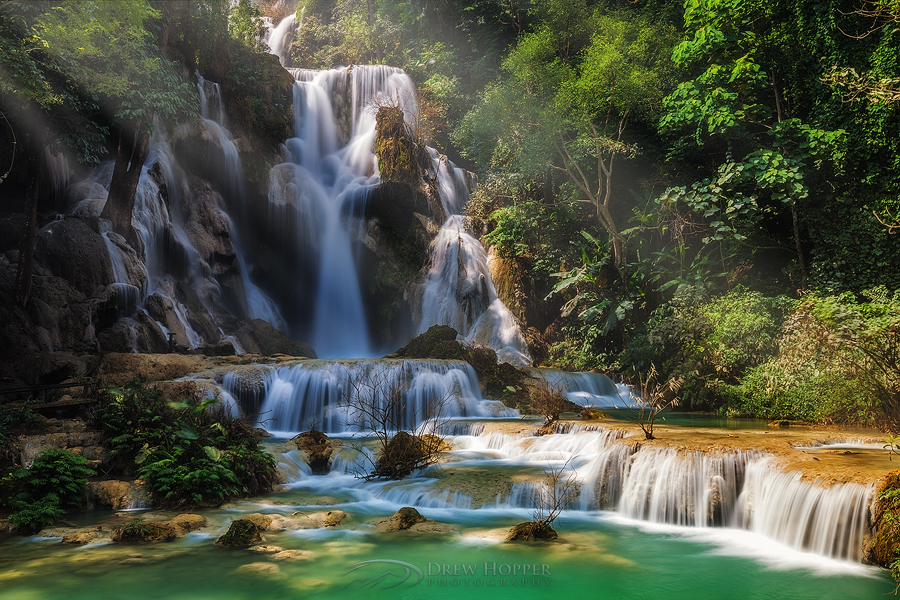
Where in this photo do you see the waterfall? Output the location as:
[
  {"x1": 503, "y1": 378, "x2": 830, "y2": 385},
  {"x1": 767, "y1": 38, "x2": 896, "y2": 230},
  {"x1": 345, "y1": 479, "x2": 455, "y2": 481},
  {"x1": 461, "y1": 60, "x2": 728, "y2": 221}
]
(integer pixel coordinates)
[
  {"x1": 418, "y1": 216, "x2": 532, "y2": 366},
  {"x1": 417, "y1": 148, "x2": 531, "y2": 366},
  {"x1": 221, "y1": 358, "x2": 517, "y2": 435},
  {"x1": 526, "y1": 368, "x2": 633, "y2": 408},
  {"x1": 267, "y1": 12, "x2": 299, "y2": 67},
  {"x1": 448, "y1": 426, "x2": 872, "y2": 562},
  {"x1": 269, "y1": 66, "x2": 418, "y2": 357},
  {"x1": 737, "y1": 458, "x2": 874, "y2": 561}
]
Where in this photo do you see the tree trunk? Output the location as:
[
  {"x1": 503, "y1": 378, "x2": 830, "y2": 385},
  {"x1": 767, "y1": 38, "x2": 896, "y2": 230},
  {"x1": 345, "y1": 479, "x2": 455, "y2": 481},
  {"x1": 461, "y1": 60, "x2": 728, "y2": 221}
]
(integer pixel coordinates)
[
  {"x1": 791, "y1": 203, "x2": 807, "y2": 289},
  {"x1": 14, "y1": 152, "x2": 41, "y2": 307},
  {"x1": 101, "y1": 124, "x2": 149, "y2": 249}
]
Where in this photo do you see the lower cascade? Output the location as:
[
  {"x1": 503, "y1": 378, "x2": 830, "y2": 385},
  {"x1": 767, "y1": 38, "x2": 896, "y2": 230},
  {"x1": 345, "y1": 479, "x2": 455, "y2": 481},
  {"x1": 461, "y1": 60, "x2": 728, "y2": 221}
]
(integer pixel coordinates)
[{"x1": 276, "y1": 421, "x2": 874, "y2": 563}]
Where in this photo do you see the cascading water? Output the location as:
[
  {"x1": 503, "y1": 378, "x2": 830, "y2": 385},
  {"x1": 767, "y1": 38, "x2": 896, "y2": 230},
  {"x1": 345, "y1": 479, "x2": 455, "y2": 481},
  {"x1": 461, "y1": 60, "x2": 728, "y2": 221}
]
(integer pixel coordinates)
[
  {"x1": 527, "y1": 368, "x2": 633, "y2": 407},
  {"x1": 221, "y1": 358, "x2": 516, "y2": 435},
  {"x1": 416, "y1": 150, "x2": 532, "y2": 366},
  {"x1": 269, "y1": 65, "x2": 419, "y2": 357}
]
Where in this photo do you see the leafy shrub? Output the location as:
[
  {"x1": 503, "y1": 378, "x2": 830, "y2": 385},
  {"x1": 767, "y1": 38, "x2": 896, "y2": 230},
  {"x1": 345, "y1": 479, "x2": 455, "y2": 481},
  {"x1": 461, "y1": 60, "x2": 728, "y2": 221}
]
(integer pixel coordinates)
[
  {"x1": 725, "y1": 287, "x2": 900, "y2": 428},
  {"x1": 624, "y1": 286, "x2": 790, "y2": 410},
  {"x1": 1, "y1": 449, "x2": 94, "y2": 533},
  {"x1": 91, "y1": 382, "x2": 277, "y2": 508}
]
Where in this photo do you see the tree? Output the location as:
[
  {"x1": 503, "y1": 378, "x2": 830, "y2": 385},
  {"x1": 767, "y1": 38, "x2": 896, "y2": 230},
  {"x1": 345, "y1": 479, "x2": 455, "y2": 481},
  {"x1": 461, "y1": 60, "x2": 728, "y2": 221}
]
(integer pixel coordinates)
[
  {"x1": 622, "y1": 364, "x2": 682, "y2": 440},
  {"x1": 455, "y1": 9, "x2": 678, "y2": 280},
  {"x1": 0, "y1": 0, "x2": 197, "y2": 301},
  {"x1": 657, "y1": 0, "x2": 850, "y2": 288},
  {"x1": 31, "y1": 0, "x2": 197, "y2": 243},
  {"x1": 337, "y1": 366, "x2": 453, "y2": 480}
]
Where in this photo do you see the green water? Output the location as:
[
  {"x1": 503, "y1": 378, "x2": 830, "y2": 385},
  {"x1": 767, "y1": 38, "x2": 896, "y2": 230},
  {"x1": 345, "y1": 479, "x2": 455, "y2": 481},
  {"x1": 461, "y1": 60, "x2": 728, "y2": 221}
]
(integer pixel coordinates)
[{"x1": 0, "y1": 505, "x2": 891, "y2": 600}]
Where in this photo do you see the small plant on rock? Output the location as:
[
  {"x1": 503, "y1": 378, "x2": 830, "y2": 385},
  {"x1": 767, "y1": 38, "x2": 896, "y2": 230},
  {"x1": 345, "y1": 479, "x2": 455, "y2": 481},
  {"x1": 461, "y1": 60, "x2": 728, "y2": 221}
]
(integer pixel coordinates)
[
  {"x1": 532, "y1": 376, "x2": 569, "y2": 426},
  {"x1": 622, "y1": 364, "x2": 682, "y2": 440}
]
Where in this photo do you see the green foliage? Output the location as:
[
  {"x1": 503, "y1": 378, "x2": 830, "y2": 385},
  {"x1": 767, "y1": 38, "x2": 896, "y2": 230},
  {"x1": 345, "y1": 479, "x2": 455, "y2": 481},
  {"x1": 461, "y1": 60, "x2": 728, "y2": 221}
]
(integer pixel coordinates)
[
  {"x1": 721, "y1": 288, "x2": 900, "y2": 426},
  {"x1": 92, "y1": 382, "x2": 277, "y2": 508},
  {"x1": 625, "y1": 287, "x2": 790, "y2": 410},
  {"x1": 228, "y1": 0, "x2": 268, "y2": 53},
  {"x1": 1, "y1": 449, "x2": 94, "y2": 533}
]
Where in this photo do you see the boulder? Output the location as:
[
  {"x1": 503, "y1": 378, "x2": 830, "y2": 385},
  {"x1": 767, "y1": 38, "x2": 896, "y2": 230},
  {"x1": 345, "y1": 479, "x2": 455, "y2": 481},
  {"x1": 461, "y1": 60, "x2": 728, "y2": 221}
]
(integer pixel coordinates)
[
  {"x1": 111, "y1": 519, "x2": 180, "y2": 543},
  {"x1": 88, "y1": 480, "x2": 146, "y2": 510},
  {"x1": 394, "y1": 325, "x2": 459, "y2": 358},
  {"x1": 32, "y1": 216, "x2": 113, "y2": 297},
  {"x1": 234, "y1": 319, "x2": 316, "y2": 357},
  {"x1": 504, "y1": 521, "x2": 559, "y2": 542},
  {"x1": 375, "y1": 507, "x2": 427, "y2": 532},
  {"x1": 169, "y1": 514, "x2": 207, "y2": 534},
  {"x1": 61, "y1": 531, "x2": 99, "y2": 545},
  {"x1": 293, "y1": 430, "x2": 334, "y2": 475},
  {"x1": 216, "y1": 518, "x2": 265, "y2": 547}
]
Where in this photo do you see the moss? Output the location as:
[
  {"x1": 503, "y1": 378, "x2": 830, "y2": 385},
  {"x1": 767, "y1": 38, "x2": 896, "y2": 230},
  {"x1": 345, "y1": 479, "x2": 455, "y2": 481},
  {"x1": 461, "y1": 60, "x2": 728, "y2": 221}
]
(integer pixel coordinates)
[
  {"x1": 374, "y1": 106, "x2": 417, "y2": 186},
  {"x1": 867, "y1": 470, "x2": 900, "y2": 569},
  {"x1": 216, "y1": 518, "x2": 264, "y2": 547},
  {"x1": 505, "y1": 521, "x2": 558, "y2": 542},
  {"x1": 112, "y1": 518, "x2": 179, "y2": 543},
  {"x1": 395, "y1": 325, "x2": 460, "y2": 358}
]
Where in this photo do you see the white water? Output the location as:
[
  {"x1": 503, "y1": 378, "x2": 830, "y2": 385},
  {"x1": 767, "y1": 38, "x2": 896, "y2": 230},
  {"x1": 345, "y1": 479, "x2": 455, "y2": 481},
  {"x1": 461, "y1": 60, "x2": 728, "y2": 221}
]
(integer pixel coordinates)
[
  {"x1": 527, "y1": 368, "x2": 633, "y2": 407},
  {"x1": 305, "y1": 425, "x2": 872, "y2": 563},
  {"x1": 270, "y1": 66, "x2": 419, "y2": 357},
  {"x1": 267, "y1": 12, "x2": 299, "y2": 67},
  {"x1": 222, "y1": 358, "x2": 517, "y2": 435}
]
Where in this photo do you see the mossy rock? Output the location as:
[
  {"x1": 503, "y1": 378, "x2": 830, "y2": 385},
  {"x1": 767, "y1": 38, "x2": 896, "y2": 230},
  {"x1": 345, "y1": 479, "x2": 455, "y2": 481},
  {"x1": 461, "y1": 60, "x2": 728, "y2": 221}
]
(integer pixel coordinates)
[
  {"x1": 431, "y1": 339, "x2": 464, "y2": 360},
  {"x1": 388, "y1": 507, "x2": 427, "y2": 531},
  {"x1": 294, "y1": 429, "x2": 333, "y2": 475},
  {"x1": 505, "y1": 521, "x2": 559, "y2": 542},
  {"x1": 111, "y1": 519, "x2": 180, "y2": 543},
  {"x1": 216, "y1": 518, "x2": 265, "y2": 547},
  {"x1": 866, "y1": 470, "x2": 900, "y2": 566},
  {"x1": 394, "y1": 326, "x2": 459, "y2": 358}
]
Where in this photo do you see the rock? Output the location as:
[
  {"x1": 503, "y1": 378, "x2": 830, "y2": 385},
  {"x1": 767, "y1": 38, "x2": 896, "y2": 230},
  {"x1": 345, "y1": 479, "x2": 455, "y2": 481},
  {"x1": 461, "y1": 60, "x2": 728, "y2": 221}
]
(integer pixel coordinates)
[
  {"x1": 408, "y1": 521, "x2": 458, "y2": 533},
  {"x1": 320, "y1": 510, "x2": 348, "y2": 527},
  {"x1": 394, "y1": 325, "x2": 459, "y2": 358},
  {"x1": 169, "y1": 514, "x2": 207, "y2": 533},
  {"x1": 88, "y1": 480, "x2": 144, "y2": 510},
  {"x1": 216, "y1": 519, "x2": 265, "y2": 547},
  {"x1": 240, "y1": 513, "x2": 273, "y2": 531},
  {"x1": 504, "y1": 522, "x2": 559, "y2": 542},
  {"x1": 61, "y1": 531, "x2": 99, "y2": 545},
  {"x1": 111, "y1": 520, "x2": 180, "y2": 543},
  {"x1": 235, "y1": 562, "x2": 283, "y2": 577},
  {"x1": 33, "y1": 217, "x2": 113, "y2": 297},
  {"x1": 234, "y1": 319, "x2": 316, "y2": 358},
  {"x1": 294, "y1": 430, "x2": 334, "y2": 475},
  {"x1": 249, "y1": 545, "x2": 283, "y2": 553},
  {"x1": 270, "y1": 549, "x2": 315, "y2": 562},
  {"x1": 375, "y1": 507, "x2": 427, "y2": 532}
]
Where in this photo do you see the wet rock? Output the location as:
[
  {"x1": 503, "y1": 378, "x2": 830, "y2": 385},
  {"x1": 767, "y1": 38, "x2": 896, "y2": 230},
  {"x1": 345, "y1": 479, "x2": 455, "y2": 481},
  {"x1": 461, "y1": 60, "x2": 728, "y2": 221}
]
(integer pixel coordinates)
[
  {"x1": 33, "y1": 217, "x2": 113, "y2": 297},
  {"x1": 375, "y1": 507, "x2": 427, "y2": 532},
  {"x1": 88, "y1": 480, "x2": 146, "y2": 510},
  {"x1": 111, "y1": 520, "x2": 180, "y2": 543},
  {"x1": 270, "y1": 550, "x2": 315, "y2": 562},
  {"x1": 61, "y1": 531, "x2": 99, "y2": 545},
  {"x1": 294, "y1": 430, "x2": 334, "y2": 475},
  {"x1": 505, "y1": 522, "x2": 559, "y2": 542},
  {"x1": 234, "y1": 319, "x2": 316, "y2": 358},
  {"x1": 320, "y1": 510, "x2": 348, "y2": 527},
  {"x1": 393, "y1": 325, "x2": 459, "y2": 358},
  {"x1": 169, "y1": 514, "x2": 206, "y2": 533},
  {"x1": 240, "y1": 513, "x2": 273, "y2": 531},
  {"x1": 217, "y1": 519, "x2": 265, "y2": 547},
  {"x1": 249, "y1": 545, "x2": 283, "y2": 553},
  {"x1": 408, "y1": 521, "x2": 458, "y2": 533},
  {"x1": 234, "y1": 562, "x2": 283, "y2": 577}
]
